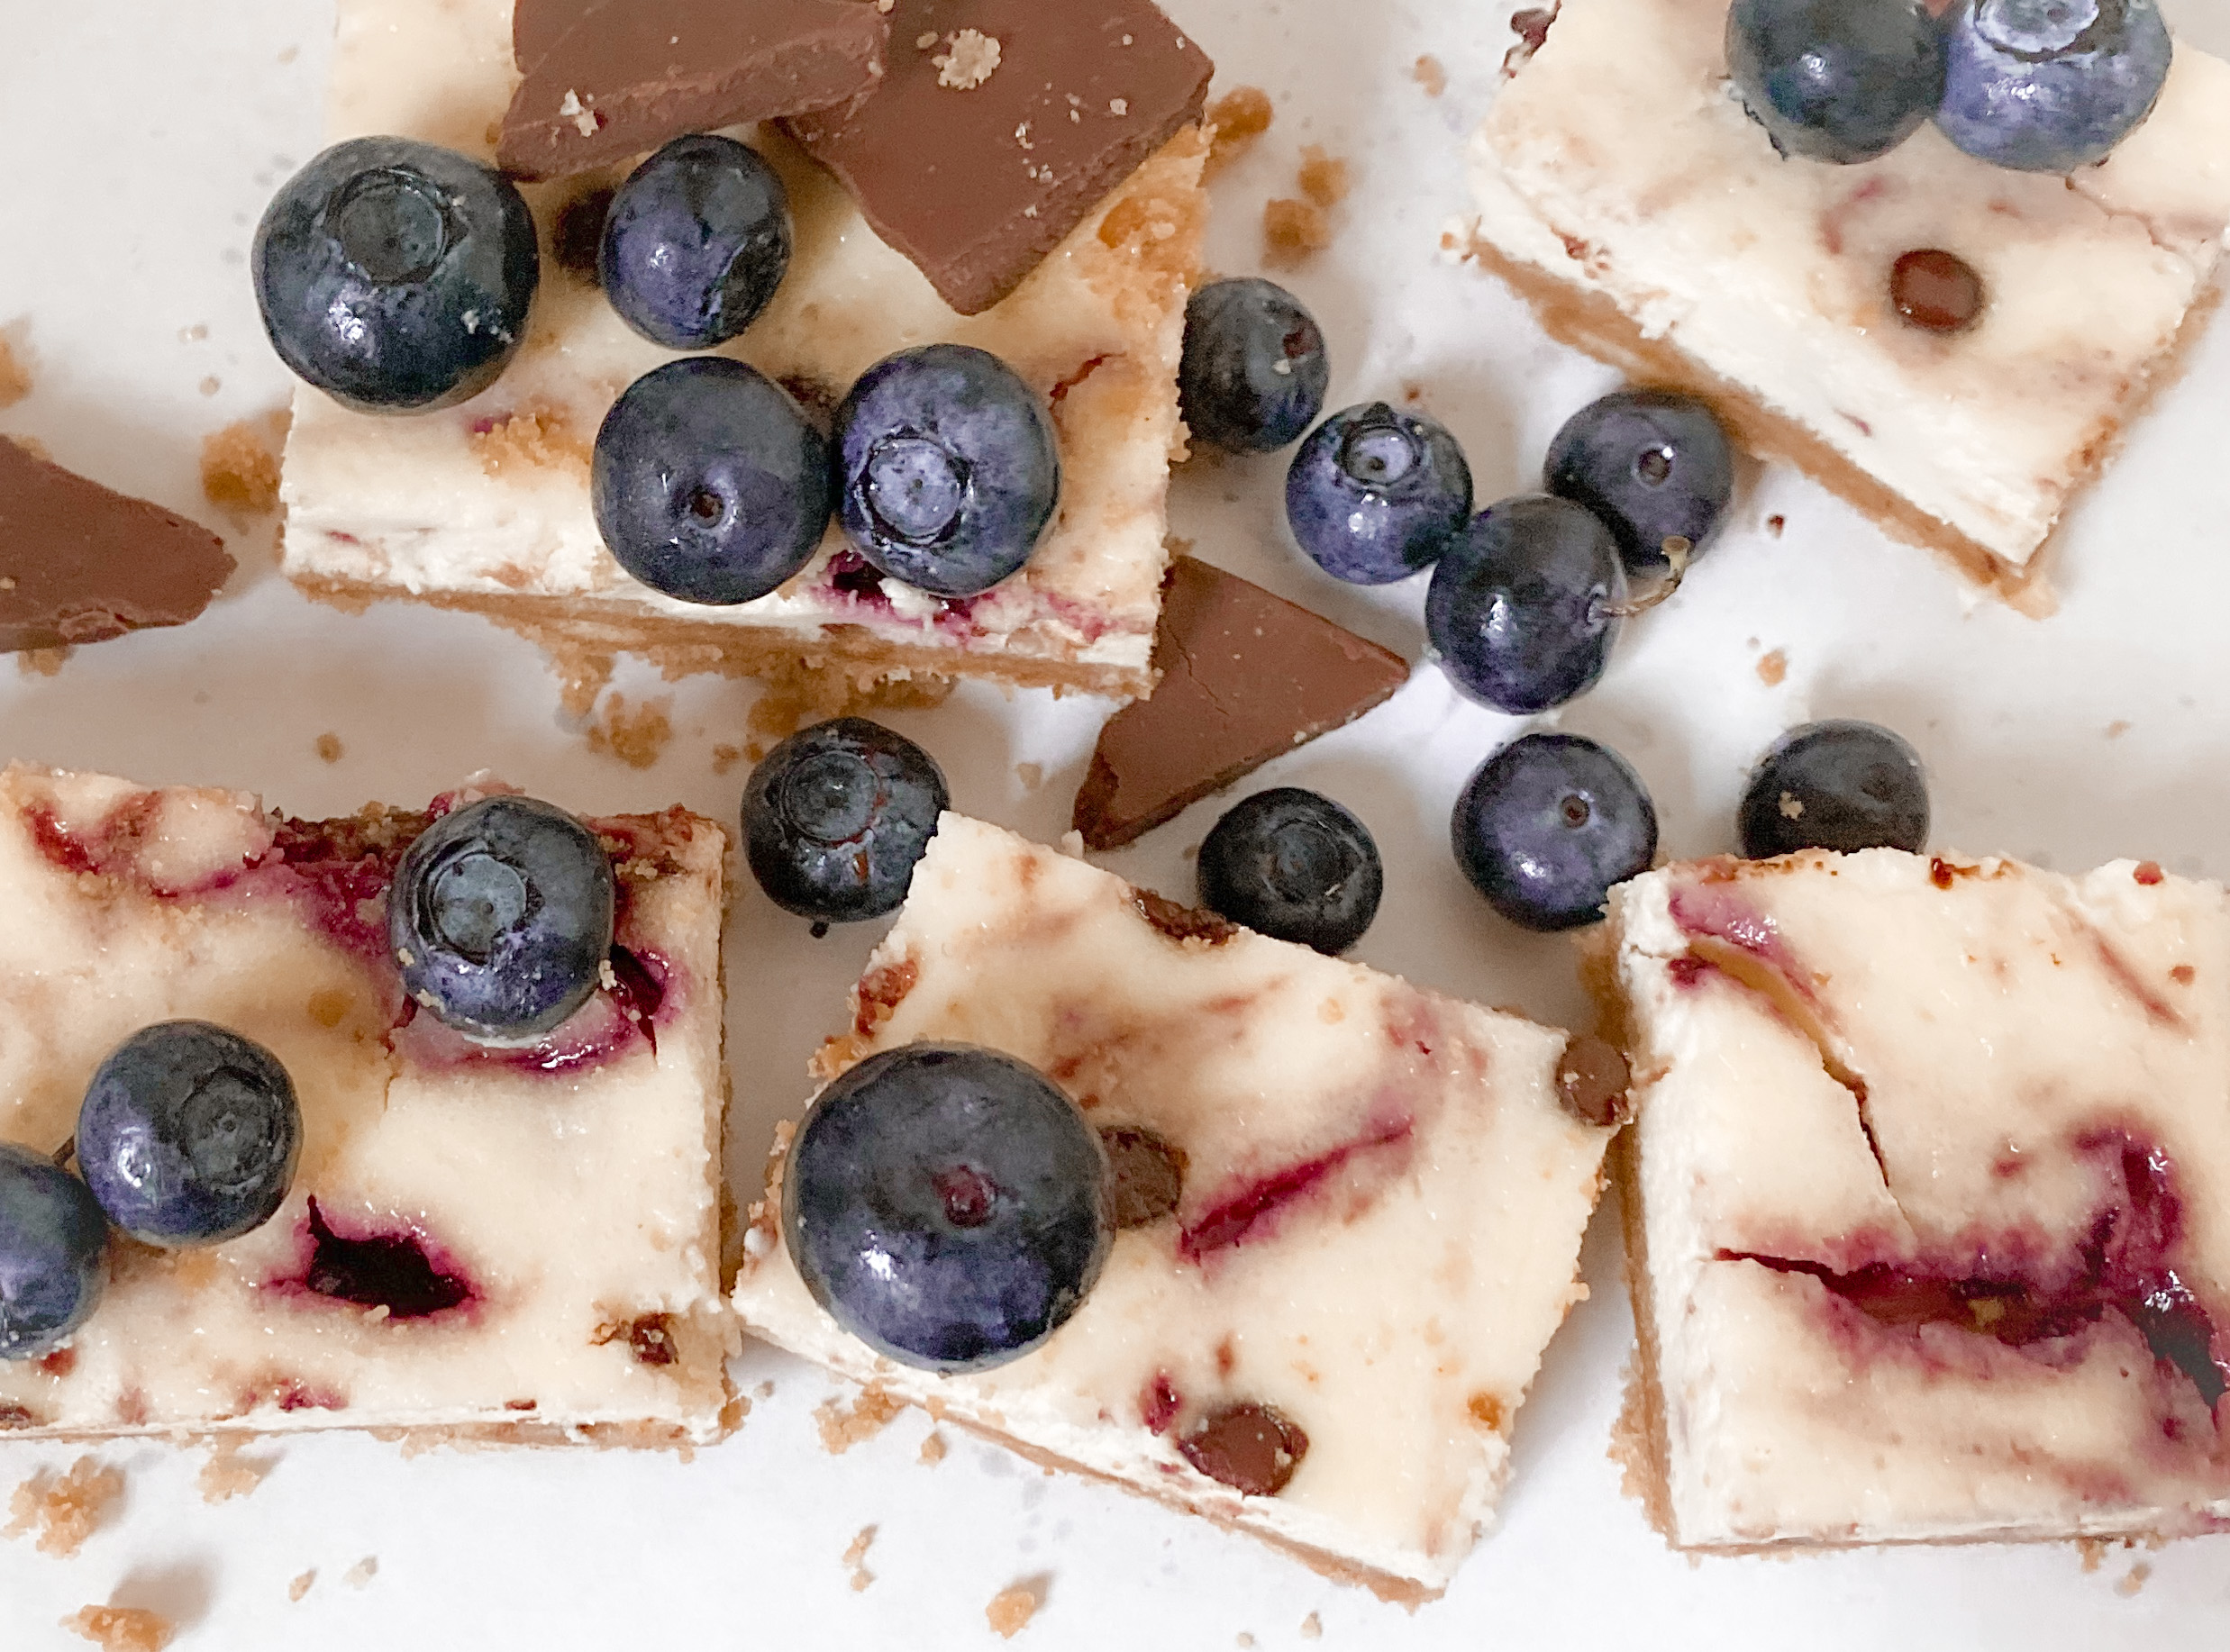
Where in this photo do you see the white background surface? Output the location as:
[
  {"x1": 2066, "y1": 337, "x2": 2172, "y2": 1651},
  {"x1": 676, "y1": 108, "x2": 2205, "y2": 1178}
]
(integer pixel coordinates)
[{"x1": 5, "y1": 0, "x2": 2230, "y2": 1645}]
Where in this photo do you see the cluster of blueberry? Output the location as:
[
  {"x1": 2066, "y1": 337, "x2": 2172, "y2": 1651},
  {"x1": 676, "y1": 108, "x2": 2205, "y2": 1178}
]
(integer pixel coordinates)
[{"x1": 1729, "y1": 0, "x2": 2174, "y2": 172}]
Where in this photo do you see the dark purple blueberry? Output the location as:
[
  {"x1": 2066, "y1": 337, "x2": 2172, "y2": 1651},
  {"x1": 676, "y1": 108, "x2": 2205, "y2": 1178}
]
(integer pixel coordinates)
[
  {"x1": 833, "y1": 344, "x2": 1059, "y2": 598},
  {"x1": 782, "y1": 1042, "x2": 1111, "y2": 1372},
  {"x1": 1453, "y1": 733, "x2": 1658, "y2": 931},
  {"x1": 1935, "y1": 0, "x2": 2171, "y2": 172},
  {"x1": 1284, "y1": 403, "x2": 1473, "y2": 585},
  {"x1": 389, "y1": 795, "x2": 615, "y2": 1044},
  {"x1": 598, "y1": 134, "x2": 792, "y2": 349},
  {"x1": 0, "y1": 1144, "x2": 107, "y2": 1360},
  {"x1": 1726, "y1": 0, "x2": 1948, "y2": 164},
  {"x1": 252, "y1": 136, "x2": 539, "y2": 413},
  {"x1": 1543, "y1": 390, "x2": 1734, "y2": 579},
  {"x1": 1178, "y1": 277, "x2": 1331, "y2": 453},
  {"x1": 77, "y1": 1022, "x2": 301, "y2": 1247},
  {"x1": 1425, "y1": 495, "x2": 1625, "y2": 713},
  {"x1": 592, "y1": 356, "x2": 832, "y2": 606},
  {"x1": 1739, "y1": 720, "x2": 1929, "y2": 858},
  {"x1": 1197, "y1": 788, "x2": 1382, "y2": 955},
  {"x1": 742, "y1": 717, "x2": 949, "y2": 924}
]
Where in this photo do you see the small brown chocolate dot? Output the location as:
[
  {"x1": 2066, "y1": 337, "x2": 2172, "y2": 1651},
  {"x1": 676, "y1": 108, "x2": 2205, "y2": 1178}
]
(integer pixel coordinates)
[
  {"x1": 1890, "y1": 249, "x2": 1984, "y2": 334},
  {"x1": 1100, "y1": 1124, "x2": 1185, "y2": 1228},
  {"x1": 1178, "y1": 1402, "x2": 1308, "y2": 1496},
  {"x1": 1554, "y1": 1035, "x2": 1631, "y2": 1128}
]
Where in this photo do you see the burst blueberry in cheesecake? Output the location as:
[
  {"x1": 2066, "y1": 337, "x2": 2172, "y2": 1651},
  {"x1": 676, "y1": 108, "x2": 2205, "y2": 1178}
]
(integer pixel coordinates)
[
  {"x1": 732, "y1": 813, "x2": 1626, "y2": 1600},
  {"x1": 1461, "y1": 0, "x2": 2230, "y2": 608},
  {"x1": 1603, "y1": 849, "x2": 2230, "y2": 1549},
  {"x1": 0, "y1": 766, "x2": 733, "y2": 1444}
]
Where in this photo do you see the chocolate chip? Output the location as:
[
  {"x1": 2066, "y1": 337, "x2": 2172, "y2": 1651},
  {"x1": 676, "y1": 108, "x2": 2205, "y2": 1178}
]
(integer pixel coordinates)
[
  {"x1": 1890, "y1": 249, "x2": 1984, "y2": 335},
  {"x1": 1132, "y1": 886, "x2": 1239, "y2": 946},
  {"x1": 1555, "y1": 1034, "x2": 1631, "y2": 1128},
  {"x1": 551, "y1": 183, "x2": 615, "y2": 281},
  {"x1": 1101, "y1": 1125, "x2": 1185, "y2": 1228},
  {"x1": 627, "y1": 1313, "x2": 677, "y2": 1366},
  {"x1": 1178, "y1": 1401, "x2": 1308, "y2": 1496}
]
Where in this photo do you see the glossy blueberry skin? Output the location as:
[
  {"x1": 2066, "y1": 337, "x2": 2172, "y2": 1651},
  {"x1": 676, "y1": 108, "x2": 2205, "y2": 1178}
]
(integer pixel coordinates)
[
  {"x1": 1453, "y1": 734, "x2": 1659, "y2": 931},
  {"x1": 77, "y1": 1022, "x2": 301, "y2": 1248},
  {"x1": 1425, "y1": 495, "x2": 1626, "y2": 714},
  {"x1": 742, "y1": 718, "x2": 949, "y2": 924},
  {"x1": 1935, "y1": 0, "x2": 2171, "y2": 172},
  {"x1": 592, "y1": 357, "x2": 832, "y2": 606},
  {"x1": 0, "y1": 1144, "x2": 107, "y2": 1361},
  {"x1": 1543, "y1": 390, "x2": 1734, "y2": 579},
  {"x1": 598, "y1": 134, "x2": 793, "y2": 349},
  {"x1": 1197, "y1": 788, "x2": 1383, "y2": 955},
  {"x1": 782, "y1": 1042, "x2": 1111, "y2": 1373},
  {"x1": 1285, "y1": 403, "x2": 1474, "y2": 585},
  {"x1": 1726, "y1": 0, "x2": 1948, "y2": 164},
  {"x1": 833, "y1": 344, "x2": 1060, "y2": 598},
  {"x1": 389, "y1": 795, "x2": 616, "y2": 1044},
  {"x1": 1178, "y1": 278, "x2": 1331, "y2": 453},
  {"x1": 1739, "y1": 720, "x2": 1930, "y2": 858},
  {"x1": 252, "y1": 136, "x2": 539, "y2": 413}
]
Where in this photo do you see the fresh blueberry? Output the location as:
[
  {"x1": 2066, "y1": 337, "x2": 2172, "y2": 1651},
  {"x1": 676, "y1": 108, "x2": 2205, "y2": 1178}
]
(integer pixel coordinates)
[
  {"x1": 1935, "y1": 0, "x2": 2171, "y2": 172},
  {"x1": 1726, "y1": 0, "x2": 1948, "y2": 164},
  {"x1": 77, "y1": 1022, "x2": 301, "y2": 1247},
  {"x1": 252, "y1": 136, "x2": 539, "y2": 413},
  {"x1": 833, "y1": 344, "x2": 1060, "y2": 598},
  {"x1": 0, "y1": 1144, "x2": 107, "y2": 1360},
  {"x1": 593, "y1": 357, "x2": 832, "y2": 605},
  {"x1": 1178, "y1": 277, "x2": 1331, "y2": 453},
  {"x1": 1285, "y1": 403, "x2": 1474, "y2": 585},
  {"x1": 1453, "y1": 733, "x2": 1659, "y2": 931},
  {"x1": 1543, "y1": 390, "x2": 1734, "y2": 580},
  {"x1": 1425, "y1": 495, "x2": 1626, "y2": 713},
  {"x1": 599, "y1": 134, "x2": 793, "y2": 349},
  {"x1": 782, "y1": 1042, "x2": 1111, "y2": 1372},
  {"x1": 1739, "y1": 720, "x2": 1929, "y2": 858},
  {"x1": 389, "y1": 795, "x2": 616, "y2": 1044},
  {"x1": 742, "y1": 718, "x2": 949, "y2": 924},
  {"x1": 1197, "y1": 788, "x2": 1382, "y2": 955}
]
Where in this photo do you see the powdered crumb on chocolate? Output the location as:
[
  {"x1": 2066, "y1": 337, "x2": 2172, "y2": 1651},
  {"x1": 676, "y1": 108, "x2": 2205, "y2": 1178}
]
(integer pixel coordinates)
[
  {"x1": 470, "y1": 403, "x2": 591, "y2": 478},
  {"x1": 711, "y1": 742, "x2": 745, "y2": 775},
  {"x1": 343, "y1": 1555, "x2": 378, "y2": 1588},
  {"x1": 1263, "y1": 197, "x2": 1332, "y2": 266},
  {"x1": 314, "y1": 732, "x2": 344, "y2": 764},
  {"x1": 199, "y1": 417, "x2": 284, "y2": 515},
  {"x1": 919, "y1": 1430, "x2": 949, "y2": 1466},
  {"x1": 1203, "y1": 86, "x2": 1271, "y2": 176},
  {"x1": 18, "y1": 646, "x2": 71, "y2": 678},
  {"x1": 1299, "y1": 1611, "x2": 1323, "y2": 1640},
  {"x1": 197, "y1": 1436, "x2": 277, "y2": 1503},
  {"x1": 7, "y1": 1457, "x2": 124, "y2": 1557},
  {"x1": 842, "y1": 1523, "x2": 878, "y2": 1592},
  {"x1": 1754, "y1": 648, "x2": 1788, "y2": 687},
  {"x1": 1297, "y1": 146, "x2": 1350, "y2": 210},
  {"x1": 59, "y1": 1606, "x2": 172, "y2": 1652},
  {"x1": 815, "y1": 1384, "x2": 905, "y2": 1454},
  {"x1": 1413, "y1": 54, "x2": 1447, "y2": 95},
  {"x1": 934, "y1": 28, "x2": 1001, "y2": 89},
  {"x1": 985, "y1": 1580, "x2": 1044, "y2": 1639},
  {"x1": 584, "y1": 694, "x2": 675, "y2": 769},
  {"x1": 0, "y1": 335, "x2": 31, "y2": 408},
  {"x1": 288, "y1": 1569, "x2": 316, "y2": 1603}
]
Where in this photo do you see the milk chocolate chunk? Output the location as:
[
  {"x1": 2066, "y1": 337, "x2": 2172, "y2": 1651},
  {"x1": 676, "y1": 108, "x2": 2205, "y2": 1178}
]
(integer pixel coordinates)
[
  {"x1": 1071, "y1": 558, "x2": 1410, "y2": 850},
  {"x1": 0, "y1": 440, "x2": 232, "y2": 652},
  {"x1": 784, "y1": 0, "x2": 1212, "y2": 314},
  {"x1": 498, "y1": 0, "x2": 889, "y2": 182}
]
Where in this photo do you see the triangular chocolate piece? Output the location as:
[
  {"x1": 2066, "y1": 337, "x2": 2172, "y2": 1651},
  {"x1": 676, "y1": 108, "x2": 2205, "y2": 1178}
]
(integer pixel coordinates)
[
  {"x1": 498, "y1": 0, "x2": 888, "y2": 182},
  {"x1": 0, "y1": 440, "x2": 232, "y2": 652},
  {"x1": 1071, "y1": 557, "x2": 1410, "y2": 850}
]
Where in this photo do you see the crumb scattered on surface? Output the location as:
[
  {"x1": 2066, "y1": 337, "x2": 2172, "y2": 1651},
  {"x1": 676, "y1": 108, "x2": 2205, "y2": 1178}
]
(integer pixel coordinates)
[
  {"x1": 1015, "y1": 762, "x2": 1043, "y2": 792},
  {"x1": 712, "y1": 742, "x2": 745, "y2": 775},
  {"x1": 1236, "y1": 1636, "x2": 1256, "y2": 1648},
  {"x1": 934, "y1": 28, "x2": 1001, "y2": 88},
  {"x1": 179, "y1": 323, "x2": 209, "y2": 343},
  {"x1": 19, "y1": 647, "x2": 72, "y2": 678},
  {"x1": 314, "y1": 732, "x2": 344, "y2": 764},
  {"x1": 1203, "y1": 86, "x2": 1272, "y2": 176},
  {"x1": 197, "y1": 1436, "x2": 277, "y2": 1503},
  {"x1": 986, "y1": 1582, "x2": 1043, "y2": 1639},
  {"x1": 1297, "y1": 145, "x2": 1351, "y2": 209},
  {"x1": 2105, "y1": 720, "x2": 2132, "y2": 739},
  {"x1": 815, "y1": 1384, "x2": 905, "y2": 1455},
  {"x1": 7, "y1": 1457, "x2": 125, "y2": 1557},
  {"x1": 343, "y1": 1556, "x2": 378, "y2": 1589},
  {"x1": 742, "y1": 667, "x2": 951, "y2": 763},
  {"x1": 288, "y1": 1569, "x2": 316, "y2": 1602},
  {"x1": 1263, "y1": 197, "x2": 1333, "y2": 265},
  {"x1": 584, "y1": 693, "x2": 675, "y2": 769},
  {"x1": 198, "y1": 376, "x2": 222, "y2": 397},
  {"x1": 756, "y1": 1379, "x2": 776, "y2": 1399},
  {"x1": 1754, "y1": 648, "x2": 1788, "y2": 687},
  {"x1": 470, "y1": 403, "x2": 590, "y2": 478},
  {"x1": 199, "y1": 416, "x2": 285, "y2": 515},
  {"x1": 919, "y1": 1430, "x2": 948, "y2": 1466},
  {"x1": 60, "y1": 1606, "x2": 172, "y2": 1652},
  {"x1": 2116, "y1": 1561, "x2": 2152, "y2": 1596},
  {"x1": 2076, "y1": 1536, "x2": 2110, "y2": 1574},
  {"x1": 0, "y1": 335, "x2": 31, "y2": 408},
  {"x1": 1764, "y1": 513, "x2": 1786, "y2": 537},
  {"x1": 842, "y1": 1524, "x2": 878, "y2": 1592},
  {"x1": 1300, "y1": 1611, "x2": 1323, "y2": 1640},
  {"x1": 1412, "y1": 53, "x2": 1447, "y2": 95}
]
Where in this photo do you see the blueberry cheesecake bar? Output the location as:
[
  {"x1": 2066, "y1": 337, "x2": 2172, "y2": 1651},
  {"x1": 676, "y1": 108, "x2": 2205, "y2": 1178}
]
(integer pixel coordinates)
[
  {"x1": 732, "y1": 813, "x2": 1627, "y2": 1601},
  {"x1": 0, "y1": 766, "x2": 733, "y2": 1444}
]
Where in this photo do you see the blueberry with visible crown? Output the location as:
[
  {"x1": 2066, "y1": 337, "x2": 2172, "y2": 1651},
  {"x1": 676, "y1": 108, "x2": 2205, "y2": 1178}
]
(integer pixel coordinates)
[
  {"x1": 1179, "y1": 278, "x2": 1331, "y2": 453},
  {"x1": 783, "y1": 1042, "x2": 1111, "y2": 1372},
  {"x1": 77, "y1": 1022, "x2": 301, "y2": 1247},
  {"x1": 0, "y1": 1144, "x2": 107, "y2": 1361},
  {"x1": 1453, "y1": 733, "x2": 1658, "y2": 931},
  {"x1": 1739, "y1": 720, "x2": 1930, "y2": 858},
  {"x1": 1197, "y1": 788, "x2": 1382, "y2": 955},
  {"x1": 833, "y1": 344, "x2": 1060, "y2": 598},
  {"x1": 1726, "y1": 0, "x2": 1948, "y2": 165},
  {"x1": 1285, "y1": 404, "x2": 1473, "y2": 585},
  {"x1": 742, "y1": 718, "x2": 949, "y2": 924},
  {"x1": 1543, "y1": 390, "x2": 1734, "y2": 579},
  {"x1": 252, "y1": 136, "x2": 539, "y2": 412},
  {"x1": 599, "y1": 134, "x2": 793, "y2": 349},
  {"x1": 389, "y1": 795, "x2": 615, "y2": 1044},
  {"x1": 1425, "y1": 495, "x2": 1626, "y2": 713},
  {"x1": 1935, "y1": 0, "x2": 2171, "y2": 173}
]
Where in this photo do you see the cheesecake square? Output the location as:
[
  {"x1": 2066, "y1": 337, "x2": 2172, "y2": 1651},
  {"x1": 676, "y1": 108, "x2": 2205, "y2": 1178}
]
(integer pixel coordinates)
[
  {"x1": 279, "y1": 0, "x2": 1205, "y2": 702},
  {"x1": 731, "y1": 813, "x2": 1625, "y2": 1601},
  {"x1": 1603, "y1": 849, "x2": 2230, "y2": 1550},
  {"x1": 0, "y1": 767, "x2": 733, "y2": 1446},
  {"x1": 1461, "y1": 0, "x2": 2230, "y2": 607}
]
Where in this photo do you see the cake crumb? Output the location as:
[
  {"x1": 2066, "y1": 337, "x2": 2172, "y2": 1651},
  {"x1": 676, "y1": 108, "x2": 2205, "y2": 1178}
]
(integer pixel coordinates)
[
  {"x1": 7, "y1": 1457, "x2": 125, "y2": 1557},
  {"x1": 756, "y1": 1379, "x2": 776, "y2": 1399},
  {"x1": 1236, "y1": 1637, "x2": 1255, "y2": 1648},
  {"x1": 985, "y1": 1581, "x2": 1044, "y2": 1639},
  {"x1": 1263, "y1": 197, "x2": 1333, "y2": 266},
  {"x1": 934, "y1": 28, "x2": 1001, "y2": 89},
  {"x1": 314, "y1": 732, "x2": 344, "y2": 764},
  {"x1": 1607, "y1": 1361, "x2": 1677, "y2": 1540},
  {"x1": 471, "y1": 403, "x2": 590, "y2": 478},
  {"x1": 2076, "y1": 1536, "x2": 2110, "y2": 1573},
  {"x1": 1300, "y1": 1611, "x2": 1323, "y2": 1640},
  {"x1": 2115, "y1": 1560, "x2": 2152, "y2": 1596},
  {"x1": 343, "y1": 1555, "x2": 378, "y2": 1588},
  {"x1": 743, "y1": 665, "x2": 951, "y2": 762},
  {"x1": 815, "y1": 1384, "x2": 905, "y2": 1454},
  {"x1": 18, "y1": 646, "x2": 72, "y2": 677},
  {"x1": 197, "y1": 1436, "x2": 277, "y2": 1503},
  {"x1": 1413, "y1": 53, "x2": 1447, "y2": 95},
  {"x1": 199, "y1": 416, "x2": 285, "y2": 515},
  {"x1": 0, "y1": 335, "x2": 31, "y2": 407},
  {"x1": 1754, "y1": 648, "x2": 1788, "y2": 687},
  {"x1": 198, "y1": 376, "x2": 222, "y2": 397},
  {"x1": 1015, "y1": 762, "x2": 1043, "y2": 792},
  {"x1": 842, "y1": 1524, "x2": 878, "y2": 1592},
  {"x1": 585, "y1": 694, "x2": 675, "y2": 769},
  {"x1": 1297, "y1": 146, "x2": 1351, "y2": 209},
  {"x1": 1764, "y1": 513, "x2": 1786, "y2": 537},
  {"x1": 1203, "y1": 86, "x2": 1272, "y2": 176},
  {"x1": 918, "y1": 1430, "x2": 949, "y2": 1466},
  {"x1": 711, "y1": 742, "x2": 745, "y2": 775},
  {"x1": 59, "y1": 1606, "x2": 171, "y2": 1652},
  {"x1": 288, "y1": 1569, "x2": 316, "y2": 1602},
  {"x1": 2105, "y1": 719, "x2": 2132, "y2": 739},
  {"x1": 1059, "y1": 830, "x2": 1087, "y2": 858}
]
